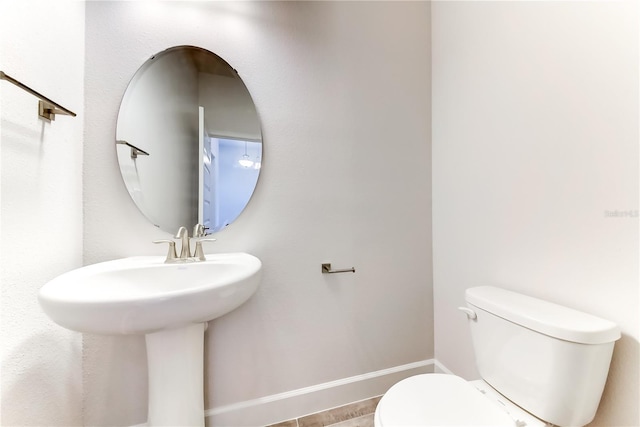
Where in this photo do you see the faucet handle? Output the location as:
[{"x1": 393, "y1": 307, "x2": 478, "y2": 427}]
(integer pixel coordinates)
[
  {"x1": 153, "y1": 239, "x2": 178, "y2": 263},
  {"x1": 193, "y1": 238, "x2": 216, "y2": 261}
]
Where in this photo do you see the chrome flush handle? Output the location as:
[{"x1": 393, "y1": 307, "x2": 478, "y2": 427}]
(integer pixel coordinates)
[{"x1": 458, "y1": 307, "x2": 477, "y2": 320}]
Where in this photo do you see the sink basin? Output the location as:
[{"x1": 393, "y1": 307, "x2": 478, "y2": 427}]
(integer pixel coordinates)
[
  {"x1": 39, "y1": 251, "x2": 261, "y2": 426},
  {"x1": 38, "y1": 252, "x2": 262, "y2": 335}
]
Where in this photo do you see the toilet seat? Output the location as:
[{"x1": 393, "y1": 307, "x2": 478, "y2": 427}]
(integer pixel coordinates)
[{"x1": 375, "y1": 374, "x2": 522, "y2": 426}]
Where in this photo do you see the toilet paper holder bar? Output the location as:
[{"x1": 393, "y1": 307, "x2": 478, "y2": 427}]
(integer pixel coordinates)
[{"x1": 321, "y1": 263, "x2": 355, "y2": 274}]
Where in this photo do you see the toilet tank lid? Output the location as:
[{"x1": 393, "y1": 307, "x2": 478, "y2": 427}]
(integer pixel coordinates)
[{"x1": 465, "y1": 286, "x2": 621, "y2": 344}]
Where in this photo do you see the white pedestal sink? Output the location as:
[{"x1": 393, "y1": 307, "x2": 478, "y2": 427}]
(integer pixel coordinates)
[{"x1": 38, "y1": 253, "x2": 261, "y2": 426}]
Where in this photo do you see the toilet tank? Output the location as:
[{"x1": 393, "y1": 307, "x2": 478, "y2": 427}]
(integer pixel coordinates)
[{"x1": 464, "y1": 286, "x2": 620, "y2": 427}]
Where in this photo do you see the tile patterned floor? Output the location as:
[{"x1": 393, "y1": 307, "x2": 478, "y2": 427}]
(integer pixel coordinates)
[{"x1": 266, "y1": 396, "x2": 380, "y2": 427}]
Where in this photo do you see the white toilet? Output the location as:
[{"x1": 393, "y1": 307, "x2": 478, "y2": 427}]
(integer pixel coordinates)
[{"x1": 375, "y1": 286, "x2": 621, "y2": 427}]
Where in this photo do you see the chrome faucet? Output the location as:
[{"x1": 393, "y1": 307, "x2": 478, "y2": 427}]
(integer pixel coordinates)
[
  {"x1": 153, "y1": 224, "x2": 216, "y2": 263},
  {"x1": 175, "y1": 226, "x2": 191, "y2": 260}
]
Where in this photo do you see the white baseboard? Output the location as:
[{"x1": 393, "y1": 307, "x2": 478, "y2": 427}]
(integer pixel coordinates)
[
  {"x1": 206, "y1": 359, "x2": 437, "y2": 426},
  {"x1": 130, "y1": 359, "x2": 452, "y2": 427},
  {"x1": 433, "y1": 359, "x2": 454, "y2": 375}
]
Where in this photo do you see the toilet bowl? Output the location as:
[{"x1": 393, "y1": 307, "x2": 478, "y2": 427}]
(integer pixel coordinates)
[
  {"x1": 374, "y1": 286, "x2": 620, "y2": 427},
  {"x1": 374, "y1": 374, "x2": 548, "y2": 427}
]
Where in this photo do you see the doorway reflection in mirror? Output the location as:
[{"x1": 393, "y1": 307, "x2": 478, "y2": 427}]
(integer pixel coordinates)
[{"x1": 200, "y1": 137, "x2": 260, "y2": 233}]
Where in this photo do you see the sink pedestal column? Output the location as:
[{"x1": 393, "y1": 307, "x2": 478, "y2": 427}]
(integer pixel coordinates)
[{"x1": 145, "y1": 323, "x2": 206, "y2": 426}]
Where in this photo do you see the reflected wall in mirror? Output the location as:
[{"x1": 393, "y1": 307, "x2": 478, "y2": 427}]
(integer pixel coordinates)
[{"x1": 116, "y1": 46, "x2": 262, "y2": 234}]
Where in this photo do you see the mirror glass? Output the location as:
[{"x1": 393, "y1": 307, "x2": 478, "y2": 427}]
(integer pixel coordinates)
[{"x1": 116, "y1": 46, "x2": 262, "y2": 235}]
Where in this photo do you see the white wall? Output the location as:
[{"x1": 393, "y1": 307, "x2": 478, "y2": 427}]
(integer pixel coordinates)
[
  {"x1": 83, "y1": 1, "x2": 432, "y2": 426},
  {"x1": 199, "y1": 73, "x2": 261, "y2": 141},
  {"x1": 432, "y1": 1, "x2": 639, "y2": 426},
  {"x1": 0, "y1": 1, "x2": 85, "y2": 425}
]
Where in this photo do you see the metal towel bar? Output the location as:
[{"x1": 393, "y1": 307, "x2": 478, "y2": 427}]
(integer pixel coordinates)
[
  {"x1": 117, "y1": 140, "x2": 150, "y2": 159},
  {"x1": 321, "y1": 263, "x2": 355, "y2": 274},
  {"x1": 0, "y1": 70, "x2": 77, "y2": 121}
]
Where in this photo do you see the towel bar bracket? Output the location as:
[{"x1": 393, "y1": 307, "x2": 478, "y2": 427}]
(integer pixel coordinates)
[
  {"x1": 116, "y1": 140, "x2": 150, "y2": 159},
  {"x1": 38, "y1": 100, "x2": 75, "y2": 121}
]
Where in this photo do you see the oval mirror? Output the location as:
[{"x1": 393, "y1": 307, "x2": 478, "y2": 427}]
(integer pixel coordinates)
[{"x1": 116, "y1": 46, "x2": 262, "y2": 235}]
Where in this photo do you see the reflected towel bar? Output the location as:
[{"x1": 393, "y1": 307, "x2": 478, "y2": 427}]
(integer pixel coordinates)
[
  {"x1": 117, "y1": 140, "x2": 150, "y2": 159},
  {"x1": 0, "y1": 70, "x2": 77, "y2": 121},
  {"x1": 322, "y1": 263, "x2": 355, "y2": 274}
]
